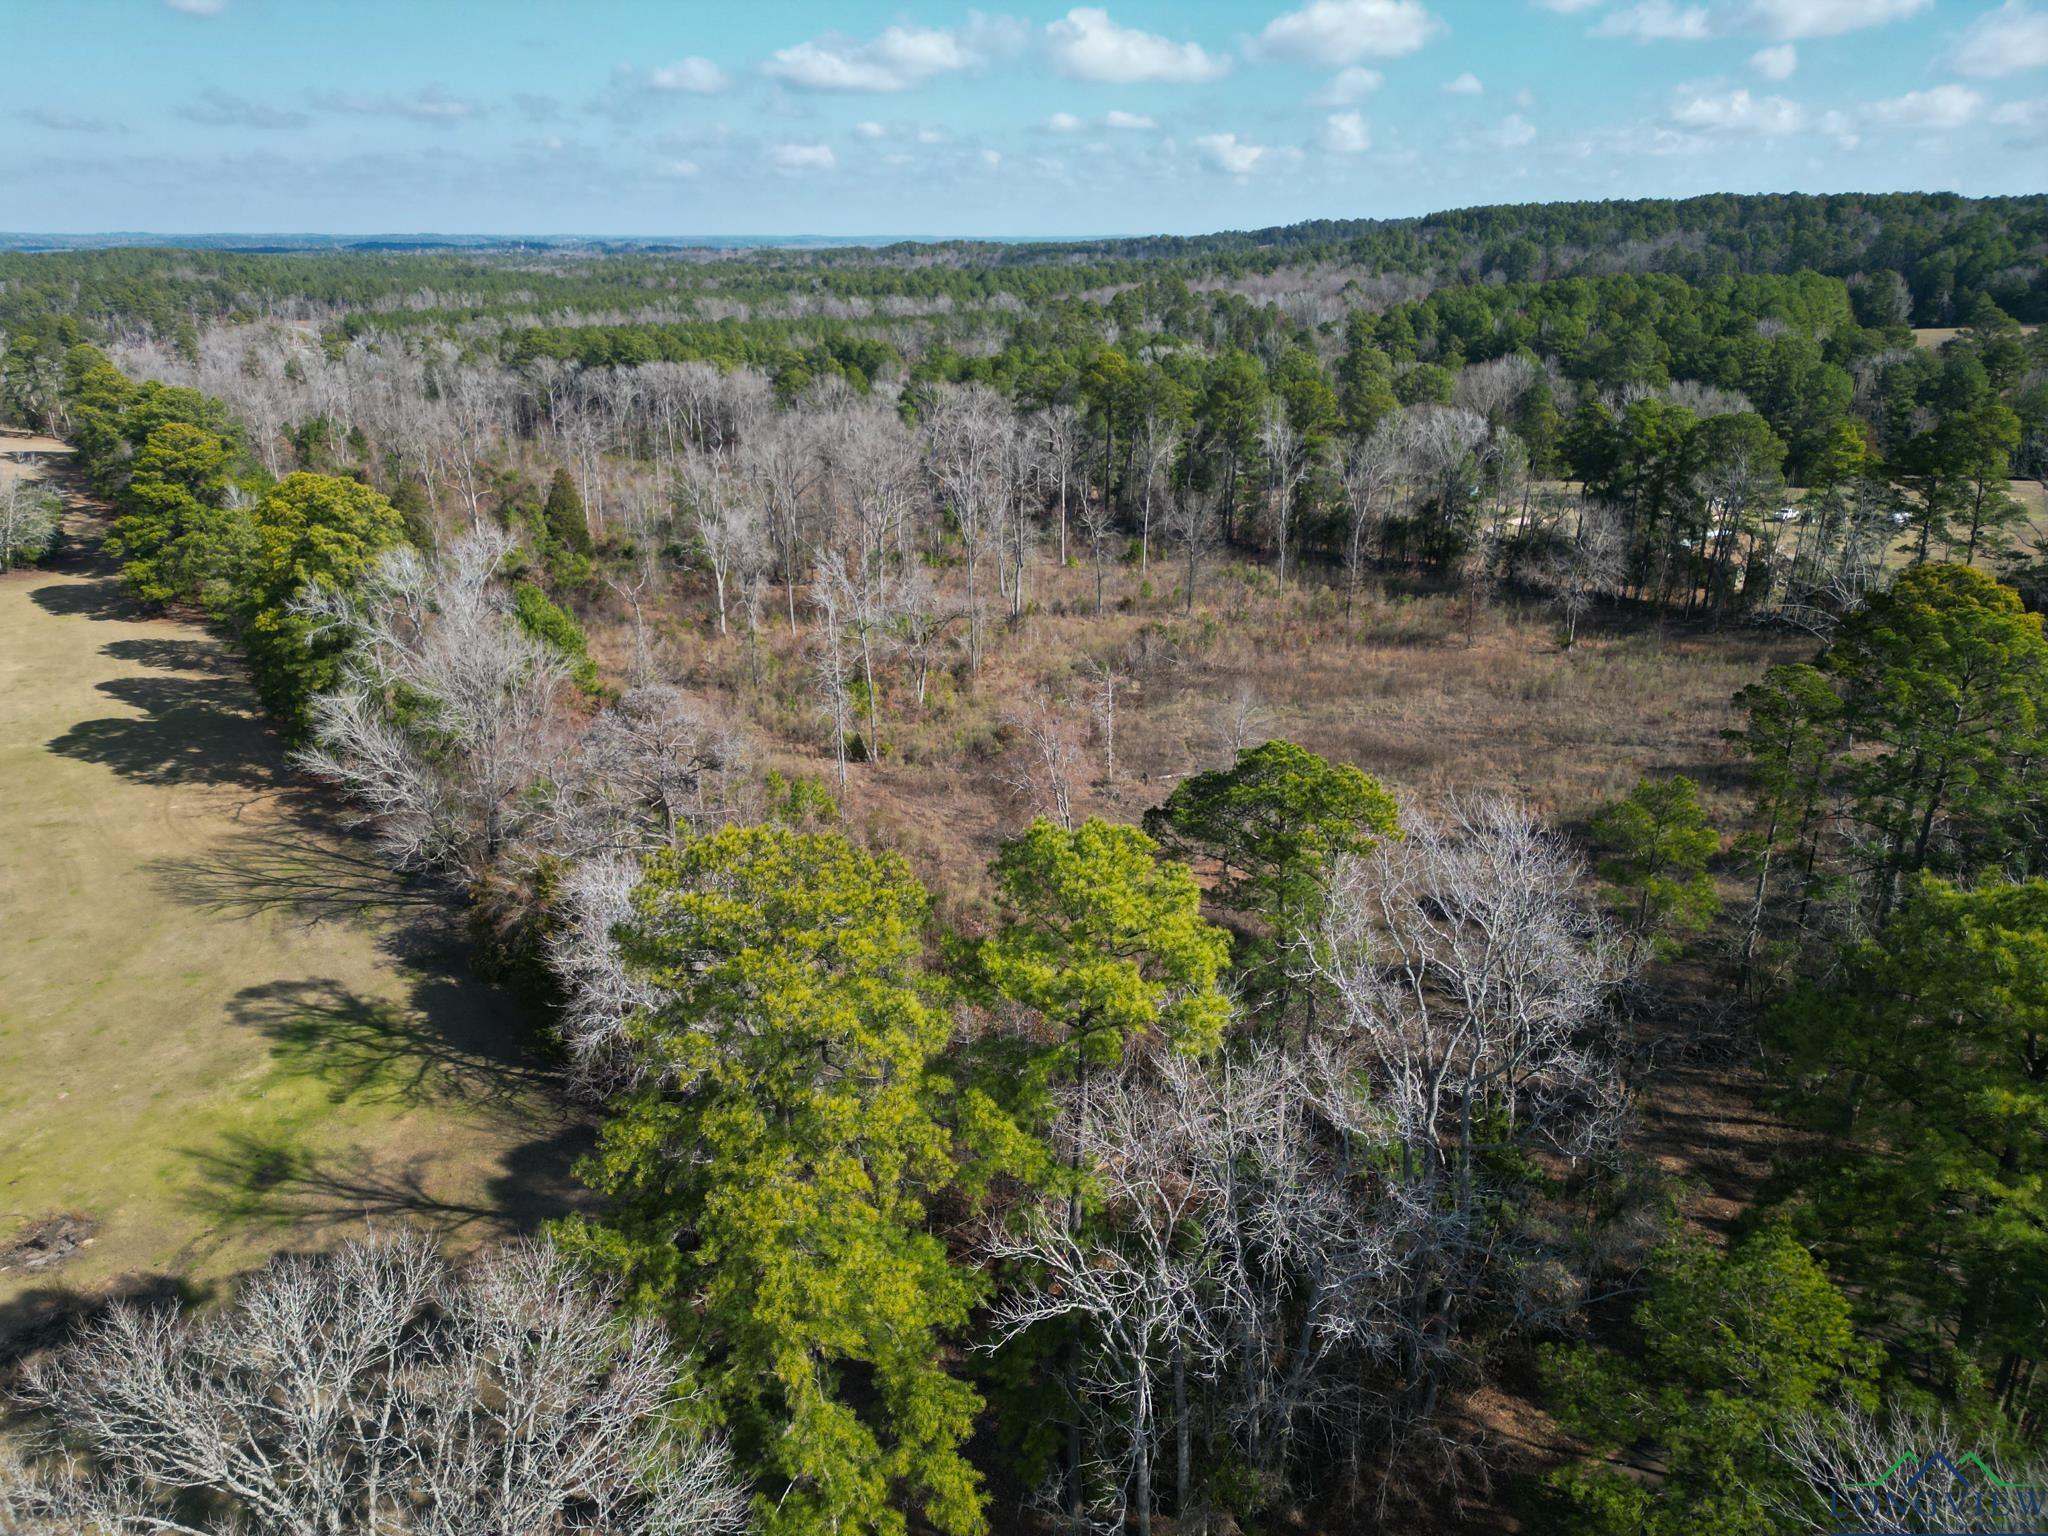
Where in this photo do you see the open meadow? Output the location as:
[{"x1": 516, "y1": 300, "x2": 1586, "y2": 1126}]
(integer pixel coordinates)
[{"x1": 0, "y1": 441, "x2": 582, "y2": 1348}]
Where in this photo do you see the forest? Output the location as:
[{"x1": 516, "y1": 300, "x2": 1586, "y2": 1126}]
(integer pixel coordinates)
[{"x1": 2, "y1": 189, "x2": 2046, "y2": 1536}]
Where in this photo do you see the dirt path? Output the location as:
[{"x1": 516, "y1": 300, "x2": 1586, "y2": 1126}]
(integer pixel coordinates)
[{"x1": 0, "y1": 439, "x2": 585, "y2": 1345}]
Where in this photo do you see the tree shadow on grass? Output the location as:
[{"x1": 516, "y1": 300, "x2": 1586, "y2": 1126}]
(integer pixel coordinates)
[
  {"x1": 227, "y1": 975, "x2": 555, "y2": 1113},
  {"x1": 101, "y1": 635, "x2": 232, "y2": 672},
  {"x1": 0, "y1": 1273, "x2": 202, "y2": 1365},
  {"x1": 180, "y1": 968, "x2": 593, "y2": 1242},
  {"x1": 180, "y1": 1121, "x2": 591, "y2": 1240},
  {"x1": 27, "y1": 572, "x2": 138, "y2": 622},
  {"x1": 47, "y1": 672, "x2": 280, "y2": 791},
  {"x1": 147, "y1": 823, "x2": 443, "y2": 932}
]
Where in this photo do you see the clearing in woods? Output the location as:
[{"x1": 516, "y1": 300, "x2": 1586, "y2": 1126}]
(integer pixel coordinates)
[{"x1": 0, "y1": 436, "x2": 584, "y2": 1344}]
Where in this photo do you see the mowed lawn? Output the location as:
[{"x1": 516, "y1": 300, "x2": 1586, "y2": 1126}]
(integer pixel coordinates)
[{"x1": 0, "y1": 453, "x2": 584, "y2": 1340}]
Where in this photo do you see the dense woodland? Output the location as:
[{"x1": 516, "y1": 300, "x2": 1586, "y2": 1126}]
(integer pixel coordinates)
[{"x1": 3, "y1": 190, "x2": 2048, "y2": 1536}]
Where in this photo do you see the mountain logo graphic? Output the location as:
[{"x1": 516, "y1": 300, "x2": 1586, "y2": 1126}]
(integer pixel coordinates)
[{"x1": 1827, "y1": 1449, "x2": 2048, "y2": 1535}]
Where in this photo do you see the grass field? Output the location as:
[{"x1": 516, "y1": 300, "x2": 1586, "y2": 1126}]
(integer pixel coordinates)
[{"x1": 0, "y1": 443, "x2": 584, "y2": 1346}]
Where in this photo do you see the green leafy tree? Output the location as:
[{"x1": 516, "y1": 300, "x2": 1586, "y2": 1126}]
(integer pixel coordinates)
[
  {"x1": 1769, "y1": 877, "x2": 2048, "y2": 1394},
  {"x1": 105, "y1": 421, "x2": 241, "y2": 608},
  {"x1": 235, "y1": 472, "x2": 406, "y2": 734},
  {"x1": 565, "y1": 827, "x2": 992, "y2": 1536},
  {"x1": 1142, "y1": 739, "x2": 1399, "y2": 989},
  {"x1": 1727, "y1": 663, "x2": 1844, "y2": 990},
  {"x1": 976, "y1": 818, "x2": 1230, "y2": 1103},
  {"x1": 543, "y1": 466, "x2": 592, "y2": 556},
  {"x1": 1536, "y1": 1229, "x2": 1879, "y2": 1536},
  {"x1": 511, "y1": 579, "x2": 600, "y2": 694},
  {"x1": 1822, "y1": 563, "x2": 2048, "y2": 918},
  {"x1": 1590, "y1": 775, "x2": 1721, "y2": 956}
]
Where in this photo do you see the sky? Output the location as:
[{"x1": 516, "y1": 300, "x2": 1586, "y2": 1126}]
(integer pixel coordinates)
[{"x1": 2, "y1": 0, "x2": 2044, "y2": 238}]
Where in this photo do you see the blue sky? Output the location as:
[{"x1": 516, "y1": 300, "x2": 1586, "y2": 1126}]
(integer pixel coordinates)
[{"x1": 3, "y1": 0, "x2": 2044, "y2": 237}]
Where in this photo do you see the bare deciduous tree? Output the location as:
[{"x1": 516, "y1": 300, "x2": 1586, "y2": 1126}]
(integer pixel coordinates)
[
  {"x1": 1160, "y1": 485, "x2": 1221, "y2": 616},
  {"x1": 1, "y1": 1231, "x2": 746, "y2": 1536},
  {"x1": 294, "y1": 525, "x2": 570, "y2": 879},
  {"x1": 1310, "y1": 797, "x2": 1633, "y2": 1416},
  {"x1": 679, "y1": 454, "x2": 766, "y2": 637},
  {"x1": 1532, "y1": 500, "x2": 1626, "y2": 649}
]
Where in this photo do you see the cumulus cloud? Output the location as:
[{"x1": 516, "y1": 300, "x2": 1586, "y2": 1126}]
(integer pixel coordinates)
[
  {"x1": 1951, "y1": 2, "x2": 2048, "y2": 79},
  {"x1": 1533, "y1": 0, "x2": 1602, "y2": 10},
  {"x1": 1443, "y1": 71, "x2": 1484, "y2": 93},
  {"x1": 1592, "y1": 2, "x2": 1712, "y2": 41},
  {"x1": 1046, "y1": 111, "x2": 1085, "y2": 131},
  {"x1": 1193, "y1": 131, "x2": 1270, "y2": 174},
  {"x1": 1311, "y1": 66, "x2": 1385, "y2": 104},
  {"x1": 177, "y1": 88, "x2": 309, "y2": 129},
  {"x1": 649, "y1": 57, "x2": 730, "y2": 94},
  {"x1": 1252, "y1": 0, "x2": 1442, "y2": 64},
  {"x1": 1992, "y1": 96, "x2": 2048, "y2": 142},
  {"x1": 1750, "y1": 43, "x2": 1797, "y2": 79},
  {"x1": 1859, "y1": 83, "x2": 1983, "y2": 129},
  {"x1": 1104, "y1": 109, "x2": 1157, "y2": 128},
  {"x1": 854, "y1": 120, "x2": 886, "y2": 138},
  {"x1": 1045, "y1": 8, "x2": 1230, "y2": 83},
  {"x1": 1670, "y1": 85, "x2": 1806, "y2": 133},
  {"x1": 1320, "y1": 110, "x2": 1372, "y2": 151},
  {"x1": 1485, "y1": 112, "x2": 1538, "y2": 146},
  {"x1": 768, "y1": 141, "x2": 837, "y2": 170},
  {"x1": 764, "y1": 19, "x2": 1016, "y2": 93},
  {"x1": 1745, "y1": 0, "x2": 1929, "y2": 40},
  {"x1": 310, "y1": 86, "x2": 479, "y2": 124}
]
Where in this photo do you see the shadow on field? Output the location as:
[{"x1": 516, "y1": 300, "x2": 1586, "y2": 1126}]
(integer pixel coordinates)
[
  {"x1": 227, "y1": 975, "x2": 554, "y2": 1112},
  {"x1": 47, "y1": 672, "x2": 280, "y2": 790},
  {"x1": 27, "y1": 571, "x2": 136, "y2": 622},
  {"x1": 147, "y1": 820, "x2": 443, "y2": 930},
  {"x1": 0, "y1": 1274, "x2": 201, "y2": 1365},
  {"x1": 181, "y1": 1121, "x2": 591, "y2": 1239},
  {"x1": 178, "y1": 965, "x2": 591, "y2": 1240}
]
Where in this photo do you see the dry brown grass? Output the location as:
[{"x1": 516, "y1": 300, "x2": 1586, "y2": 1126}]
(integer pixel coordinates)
[{"x1": 578, "y1": 551, "x2": 1810, "y2": 928}]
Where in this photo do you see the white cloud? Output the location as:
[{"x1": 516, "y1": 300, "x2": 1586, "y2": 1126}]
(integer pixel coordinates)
[
  {"x1": 1193, "y1": 131, "x2": 1269, "y2": 174},
  {"x1": 1750, "y1": 43, "x2": 1797, "y2": 79},
  {"x1": 1046, "y1": 111, "x2": 1085, "y2": 132},
  {"x1": 769, "y1": 141, "x2": 837, "y2": 170},
  {"x1": 1859, "y1": 83, "x2": 1984, "y2": 129},
  {"x1": 178, "y1": 88, "x2": 308, "y2": 129},
  {"x1": 1533, "y1": 0, "x2": 1602, "y2": 10},
  {"x1": 658, "y1": 159, "x2": 701, "y2": 178},
  {"x1": 1593, "y1": 1, "x2": 1712, "y2": 41},
  {"x1": 1311, "y1": 66, "x2": 1385, "y2": 104},
  {"x1": 980, "y1": 148, "x2": 1003, "y2": 168},
  {"x1": 1952, "y1": 2, "x2": 2048, "y2": 79},
  {"x1": 649, "y1": 57, "x2": 730, "y2": 94},
  {"x1": 1104, "y1": 109, "x2": 1157, "y2": 128},
  {"x1": 1321, "y1": 110, "x2": 1372, "y2": 151},
  {"x1": 164, "y1": 0, "x2": 225, "y2": 14},
  {"x1": 1443, "y1": 71, "x2": 1484, "y2": 94},
  {"x1": 1992, "y1": 96, "x2": 2048, "y2": 141},
  {"x1": 764, "y1": 24, "x2": 991, "y2": 93},
  {"x1": 1670, "y1": 85, "x2": 1806, "y2": 133},
  {"x1": 916, "y1": 126, "x2": 951, "y2": 144},
  {"x1": 1253, "y1": 0, "x2": 1442, "y2": 64},
  {"x1": 1046, "y1": 8, "x2": 1230, "y2": 83},
  {"x1": 1486, "y1": 112, "x2": 1538, "y2": 146},
  {"x1": 854, "y1": 120, "x2": 886, "y2": 139},
  {"x1": 310, "y1": 86, "x2": 478, "y2": 124},
  {"x1": 1745, "y1": 0, "x2": 1929, "y2": 41}
]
